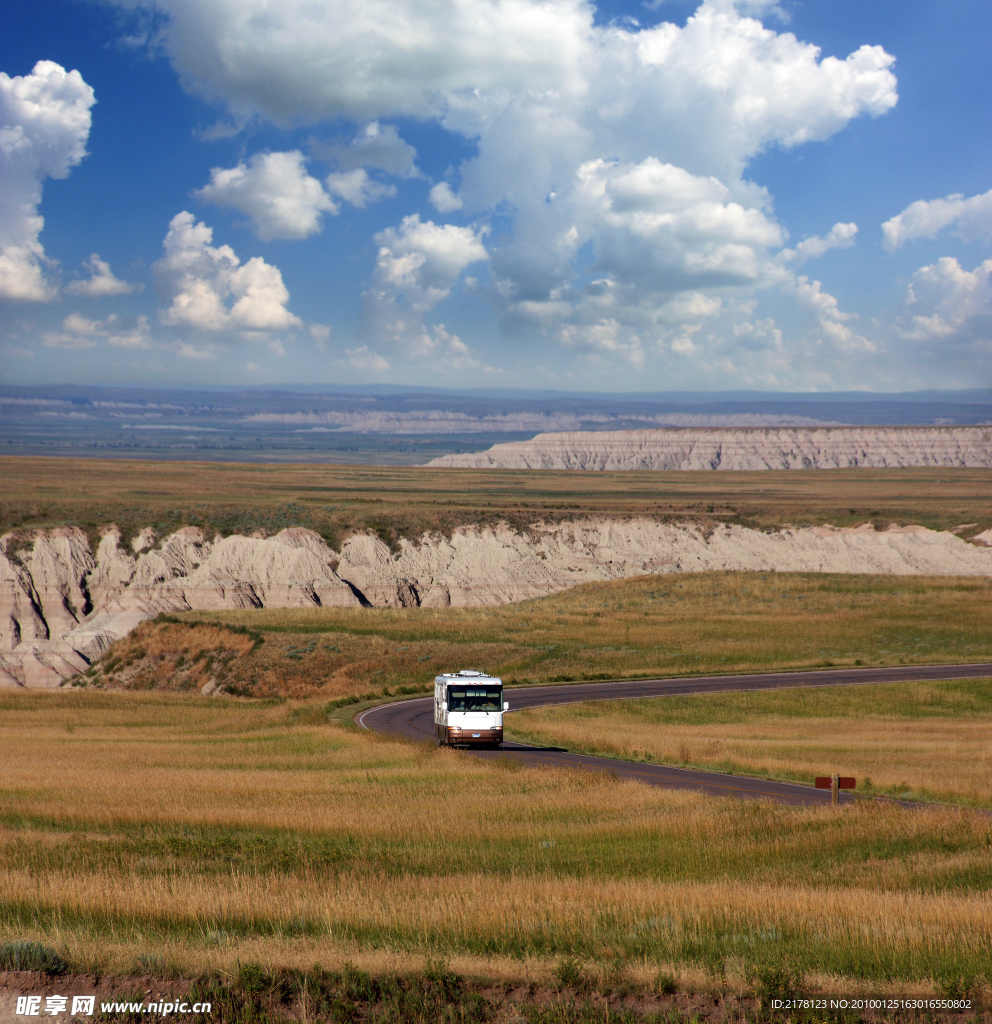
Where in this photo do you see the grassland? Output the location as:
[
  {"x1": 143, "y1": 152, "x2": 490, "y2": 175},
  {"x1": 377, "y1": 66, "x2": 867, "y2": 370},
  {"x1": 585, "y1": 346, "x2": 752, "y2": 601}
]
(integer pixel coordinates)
[
  {"x1": 2, "y1": 688, "x2": 992, "y2": 1004},
  {"x1": 3, "y1": 456, "x2": 992, "y2": 549},
  {"x1": 8, "y1": 452, "x2": 992, "y2": 1015},
  {"x1": 87, "y1": 572, "x2": 992, "y2": 700},
  {"x1": 508, "y1": 677, "x2": 992, "y2": 808}
]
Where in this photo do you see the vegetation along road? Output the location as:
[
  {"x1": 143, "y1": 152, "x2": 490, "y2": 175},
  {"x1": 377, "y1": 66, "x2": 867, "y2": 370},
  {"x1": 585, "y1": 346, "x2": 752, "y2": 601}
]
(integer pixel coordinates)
[{"x1": 359, "y1": 663, "x2": 992, "y2": 807}]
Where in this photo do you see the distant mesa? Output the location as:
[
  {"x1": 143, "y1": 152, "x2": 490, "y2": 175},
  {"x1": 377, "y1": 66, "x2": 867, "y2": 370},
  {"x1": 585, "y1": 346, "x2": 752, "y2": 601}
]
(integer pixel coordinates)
[{"x1": 426, "y1": 427, "x2": 992, "y2": 470}]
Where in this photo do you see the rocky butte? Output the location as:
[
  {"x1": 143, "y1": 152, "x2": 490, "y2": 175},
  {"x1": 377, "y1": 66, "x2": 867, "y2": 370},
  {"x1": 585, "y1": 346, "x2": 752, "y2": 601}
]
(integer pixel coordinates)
[
  {"x1": 427, "y1": 426, "x2": 992, "y2": 470},
  {"x1": 4, "y1": 518, "x2": 992, "y2": 688}
]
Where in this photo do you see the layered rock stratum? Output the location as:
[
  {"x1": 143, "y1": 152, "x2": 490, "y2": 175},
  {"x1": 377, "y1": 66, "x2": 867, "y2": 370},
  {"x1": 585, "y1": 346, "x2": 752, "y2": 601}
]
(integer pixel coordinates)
[
  {"x1": 3, "y1": 518, "x2": 992, "y2": 687},
  {"x1": 427, "y1": 426, "x2": 992, "y2": 470}
]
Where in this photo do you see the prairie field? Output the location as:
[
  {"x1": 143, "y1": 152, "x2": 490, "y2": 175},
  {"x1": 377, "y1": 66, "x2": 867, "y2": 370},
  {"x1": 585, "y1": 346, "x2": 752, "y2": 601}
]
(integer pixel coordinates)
[
  {"x1": 4, "y1": 455, "x2": 992, "y2": 545},
  {"x1": 2, "y1": 688, "x2": 992, "y2": 1001},
  {"x1": 508, "y1": 677, "x2": 992, "y2": 807},
  {"x1": 91, "y1": 572, "x2": 992, "y2": 699}
]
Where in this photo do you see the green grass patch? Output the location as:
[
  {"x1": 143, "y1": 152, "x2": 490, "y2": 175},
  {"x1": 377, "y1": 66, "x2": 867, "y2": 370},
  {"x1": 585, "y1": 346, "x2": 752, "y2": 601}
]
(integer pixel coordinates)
[{"x1": 508, "y1": 677, "x2": 992, "y2": 807}]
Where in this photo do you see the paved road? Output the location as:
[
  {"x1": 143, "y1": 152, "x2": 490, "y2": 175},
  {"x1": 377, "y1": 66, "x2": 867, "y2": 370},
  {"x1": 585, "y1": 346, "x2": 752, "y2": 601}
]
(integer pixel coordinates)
[{"x1": 357, "y1": 662, "x2": 992, "y2": 807}]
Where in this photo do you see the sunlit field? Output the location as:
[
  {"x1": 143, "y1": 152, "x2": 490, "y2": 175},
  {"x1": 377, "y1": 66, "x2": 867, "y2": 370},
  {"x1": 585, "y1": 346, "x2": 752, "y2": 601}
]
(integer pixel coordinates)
[
  {"x1": 86, "y1": 572, "x2": 992, "y2": 699},
  {"x1": 4, "y1": 456, "x2": 992, "y2": 546},
  {"x1": 2, "y1": 689, "x2": 991, "y2": 1001},
  {"x1": 12, "y1": 546, "x2": 992, "y2": 1013},
  {"x1": 508, "y1": 677, "x2": 992, "y2": 808}
]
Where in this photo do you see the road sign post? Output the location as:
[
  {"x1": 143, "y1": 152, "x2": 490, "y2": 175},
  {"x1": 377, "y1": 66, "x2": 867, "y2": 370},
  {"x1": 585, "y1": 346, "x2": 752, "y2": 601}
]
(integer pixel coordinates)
[{"x1": 814, "y1": 775, "x2": 856, "y2": 805}]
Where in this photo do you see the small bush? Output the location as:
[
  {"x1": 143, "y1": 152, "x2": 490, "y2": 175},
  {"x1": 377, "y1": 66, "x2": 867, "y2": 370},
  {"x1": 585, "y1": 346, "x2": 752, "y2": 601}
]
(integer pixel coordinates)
[
  {"x1": 0, "y1": 941, "x2": 67, "y2": 975},
  {"x1": 653, "y1": 970, "x2": 677, "y2": 995},
  {"x1": 937, "y1": 972, "x2": 975, "y2": 999},
  {"x1": 136, "y1": 953, "x2": 164, "y2": 974},
  {"x1": 554, "y1": 955, "x2": 583, "y2": 988},
  {"x1": 237, "y1": 962, "x2": 272, "y2": 997},
  {"x1": 751, "y1": 957, "x2": 804, "y2": 998},
  {"x1": 603, "y1": 955, "x2": 630, "y2": 993},
  {"x1": 325, "y1": 695, "x2": 360, "y2": 711},
  {"x1": 423, "y1": 956, "x2": 461, "y2": 999},
  {"x1": 343, "y1": 962, "x2": 378, "y2": 1002}
]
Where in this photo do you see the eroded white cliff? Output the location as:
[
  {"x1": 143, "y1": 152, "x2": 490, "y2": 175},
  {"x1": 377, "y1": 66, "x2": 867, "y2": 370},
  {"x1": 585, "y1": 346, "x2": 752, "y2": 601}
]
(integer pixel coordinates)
[
  {"x1": 2, "y1": 517, "x2": 992, "y2": 687},
  {"x1": 428, "y1": 427, "x2": 992, "y2": 470},
  {"x1": 0, "y1": 526, "x2": 359, "y2": 687}
]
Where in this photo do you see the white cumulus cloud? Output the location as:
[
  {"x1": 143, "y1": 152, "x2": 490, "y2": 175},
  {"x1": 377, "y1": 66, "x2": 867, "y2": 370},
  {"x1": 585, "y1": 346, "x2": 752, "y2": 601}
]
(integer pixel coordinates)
[
  {"x1": 65, "y1": 253, "x2": 143, "y2": 296},
  {"x1": 365, "y1": 214, "x2": 488, "y2": 330},
  {"x1": 42, "y1": 312, "x2": 151, "y2": 349},
  {"x1": 778, "y1": 222, "x2": 857, "y2": 265},
  {"x1": 576, "y1": 157, "x2": 784, "y2": 288},
  {"x1": 557, "y1": 319, "x2": 647, "y2": 366},
  {"x1": 325, "y1": 168, "x2": 396, "y2": 208},
  {"x1": 310, "y1": 121, "x2": 418, "y2": 176},
  {"x1": 111, "y1": 0, "x2": 591, "y2": 123},
  {"x1": 41, "y1": 312, "x2": 100, "y2": 349},
  {"x1": 898, "y1": 256, "x2": 992, "y2": 345},
  {"x1": 153, "y1": 211, "x2": 302, "y2": 332},
  {"x1": 113, "y1": 0, "x2": 899, "y2": 370},
  {"x1": 177, "y1": 341, "x2": 219, "y2": 360},
  {"x1": 346, "y1": 345, "x2": 391, "y2": 372},
  {"x1": 0, "y1": 60, "x2": 95, "y2": 301},
  {"x1": 445, "y1": 0, "x2": 893, "y2": 350},
  {"x1": 489, "y1": 157, "x2": 784, "y2": 350},
  {"x1": 785, "y1": 274, "x2": 872, "y2": 353},
  {"x1": 361, "y1": 215, "x2": 488, "y2": 348},
  {"x1": 429, "y1": 182, "x2": 463, "y2": 212},
  {"x1": 196, "y1": 150, "x2": 338, "y2": 240},
  {"x1": 882, "y1": 188, "x2": 992, "y2": 252},
  {"x1": 412, "y1": 322, "x2": 488, "y2": 369},
  {"x1": 308, "y1": 323, "x2": 330, "y2": 348}
]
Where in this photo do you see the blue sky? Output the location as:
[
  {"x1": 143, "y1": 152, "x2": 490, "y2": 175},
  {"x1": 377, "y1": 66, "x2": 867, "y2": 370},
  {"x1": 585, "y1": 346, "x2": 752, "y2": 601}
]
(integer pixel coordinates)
[{"x1": 1, "y1": 0, "x2": 990, "y2": 391}]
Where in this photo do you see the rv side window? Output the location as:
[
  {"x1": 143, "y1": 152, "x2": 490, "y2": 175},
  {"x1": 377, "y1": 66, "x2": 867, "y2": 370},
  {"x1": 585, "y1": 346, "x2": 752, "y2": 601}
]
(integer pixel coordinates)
[{"x1": 446, "y1": 687, "x2": 503, "y2": 712}]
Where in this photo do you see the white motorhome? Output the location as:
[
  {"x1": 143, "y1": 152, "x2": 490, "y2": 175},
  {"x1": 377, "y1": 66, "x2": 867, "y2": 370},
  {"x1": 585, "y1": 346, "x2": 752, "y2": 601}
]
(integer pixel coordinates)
[{"x1": 434, "y1": 670, "x2": 508, "y2": 748}]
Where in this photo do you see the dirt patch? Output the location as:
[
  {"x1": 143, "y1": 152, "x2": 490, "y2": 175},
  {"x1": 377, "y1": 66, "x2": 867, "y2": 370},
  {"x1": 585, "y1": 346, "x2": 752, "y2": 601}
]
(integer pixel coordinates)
[{"x1": 78, "y1": 620, "x2": 260, "y2": 695}]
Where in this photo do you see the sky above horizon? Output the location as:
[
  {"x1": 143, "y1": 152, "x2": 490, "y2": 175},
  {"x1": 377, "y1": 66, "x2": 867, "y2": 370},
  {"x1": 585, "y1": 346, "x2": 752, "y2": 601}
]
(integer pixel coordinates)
[{"x1": 1, "y1": 0, "x2": 990, "y2": 393}]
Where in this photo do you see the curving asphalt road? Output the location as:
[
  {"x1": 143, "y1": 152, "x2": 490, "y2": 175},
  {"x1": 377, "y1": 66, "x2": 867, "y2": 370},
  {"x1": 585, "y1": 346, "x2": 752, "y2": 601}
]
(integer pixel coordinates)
[{"x1": 358, "y1": 662, "x2": 992, "y2": 807}]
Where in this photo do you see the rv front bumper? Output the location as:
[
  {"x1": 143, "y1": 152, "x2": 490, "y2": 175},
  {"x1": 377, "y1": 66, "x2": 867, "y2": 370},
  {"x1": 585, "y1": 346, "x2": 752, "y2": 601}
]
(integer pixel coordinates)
[{"x1": 445, "y1": 727, "x2": 503, "y2": 746}]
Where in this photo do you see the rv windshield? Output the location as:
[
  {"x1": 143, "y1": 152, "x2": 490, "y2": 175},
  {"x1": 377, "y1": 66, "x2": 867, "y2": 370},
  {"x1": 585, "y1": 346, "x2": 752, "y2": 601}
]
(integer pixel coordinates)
[{"x1": 446, "y1": 686, "x2": 502, "y2": 712}]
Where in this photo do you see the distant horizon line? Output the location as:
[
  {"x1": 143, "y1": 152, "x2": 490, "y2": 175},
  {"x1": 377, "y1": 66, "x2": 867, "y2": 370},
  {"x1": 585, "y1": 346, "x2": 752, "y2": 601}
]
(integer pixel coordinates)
[{"x1": 2, "y1": 383, "x2": 992, "y2": 404}]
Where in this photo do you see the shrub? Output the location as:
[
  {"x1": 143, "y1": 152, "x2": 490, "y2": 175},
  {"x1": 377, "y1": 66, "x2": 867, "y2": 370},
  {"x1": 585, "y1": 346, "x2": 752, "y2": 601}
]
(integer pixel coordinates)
[
  {"x1": 937, "y1": 972, "x2": 976, "y2": 999},
  {"x1": 422, "y1": 956, "x2": 461, "y2": 999},
  {"x1": 554, "y1": 955, "x2": 583, "y2": 988},
  {"x1": 0, "y1": 941, "x2": 67, "y2": 975},
  {"x1": 751, "y1": 957, "x2": 804, "y2": 998},
  {"x1": 343, "y1": 962, "x2": 378, "y2": 1002}
]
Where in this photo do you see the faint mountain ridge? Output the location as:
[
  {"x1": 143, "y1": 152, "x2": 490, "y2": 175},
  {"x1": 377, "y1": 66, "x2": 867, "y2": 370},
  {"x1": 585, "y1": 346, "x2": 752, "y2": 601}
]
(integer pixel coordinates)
[
  {"x1": 2, "y1": 385, "x2": 991, "y2": 463},
  {"x1": 245, "y1": 410, "x2": 839, "y2": 433}
]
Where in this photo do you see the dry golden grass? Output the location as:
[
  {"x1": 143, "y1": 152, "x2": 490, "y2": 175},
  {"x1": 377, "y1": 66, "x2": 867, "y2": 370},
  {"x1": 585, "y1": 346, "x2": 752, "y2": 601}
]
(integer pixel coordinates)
[
  {"x1": 89, "y1": 572, "x2": 992, "y2": 699},
  {"x1": 4, "y1": 455, "x2": 992, "y2": 546},
  {"x1": 508, "y1": 678, "x2": 992, "y2": 807},
  {"x1": 2, "y1": 690, "x2": 992, "y2": 990}
]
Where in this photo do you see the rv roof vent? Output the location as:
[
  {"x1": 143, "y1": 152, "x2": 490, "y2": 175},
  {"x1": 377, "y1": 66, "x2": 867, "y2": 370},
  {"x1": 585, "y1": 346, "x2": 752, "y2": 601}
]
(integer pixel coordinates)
[{"x1": 458, "y1": 670, "x2": 482, "y2": 676}]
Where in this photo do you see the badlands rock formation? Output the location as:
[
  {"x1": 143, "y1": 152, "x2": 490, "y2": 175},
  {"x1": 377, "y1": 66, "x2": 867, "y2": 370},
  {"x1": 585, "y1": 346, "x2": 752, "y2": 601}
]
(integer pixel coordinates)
[
  {"x1": 3, "y1": 518, "x2": 992, "y2": 687},
  {"x1": 0, "y1": 527, "x2": 360, "y2": 688},
  {"x1": 428, "y1": 427, "x2": 992, "y2": 470}
]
